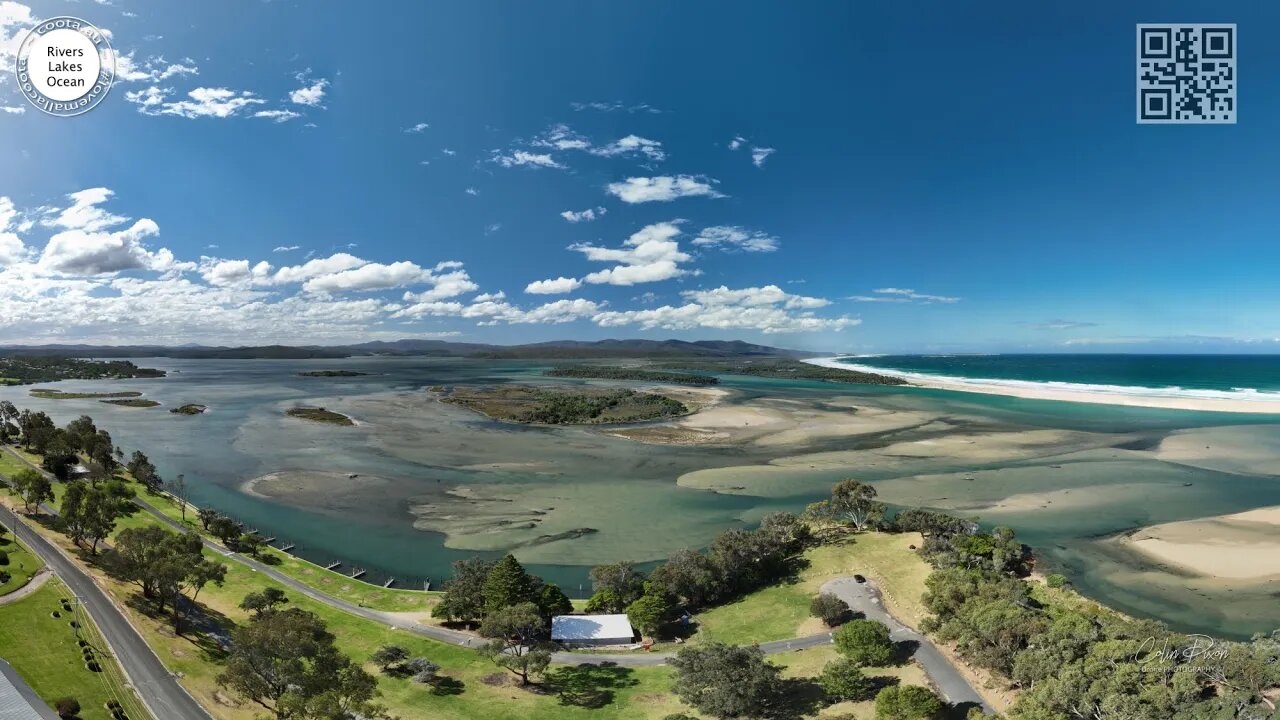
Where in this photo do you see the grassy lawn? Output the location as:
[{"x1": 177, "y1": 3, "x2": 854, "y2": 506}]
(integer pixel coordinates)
[
  {"x1": 774, "y1": 644, "x2": 931, "y2": 719},
  {"x1": 0, "y1": 448, "x2": 31, "y2": 478},
  {"x1": 0, "y1": 578, "x2": 150, "y2": 720},
  {"x1": 0, "y1": 527, "x2": 43, "y2": 596},
  {"x1": 692, "y1": 531, "x2": 930, "y2": 646}
]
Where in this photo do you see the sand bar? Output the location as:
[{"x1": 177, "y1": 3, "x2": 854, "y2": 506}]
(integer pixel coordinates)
[
  {"x1": 1119, "y1": 506, "x2": 1280, "y2": 580},
  {"x1": 804, "y1": 357, "x2": 1280, "y2": 414}
]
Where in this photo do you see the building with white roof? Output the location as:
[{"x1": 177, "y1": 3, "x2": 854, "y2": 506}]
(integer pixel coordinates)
[{"x1": 550, "y1": 614, "x2": 635, "y2": 647}]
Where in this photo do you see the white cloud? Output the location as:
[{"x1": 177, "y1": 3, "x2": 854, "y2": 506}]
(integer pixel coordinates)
[
  {"x1": 111, "y1": 52, "x2": 199, "y2": 83},
  {"x1": 32, "y1": 189, "x2": 189, "y2": 276},
  {"x1": 441, "y1": 148, "x2": 456, "y2": 156},
  {"x1": 750, "y1": 146, "x2": 776, "y2": 167},
  {"x1": 270, "y1": 253, "x2": 367, "y2": 284},
  {"x1": 465, "y1": 187, "x2": 478, "y2": 196},
  {"x1": 0, "y1": 1, "x2": 35, "y2": 79},
  {"x1": 593, "y1": 285, "x2": 856, "y2": 334},
  {"x1": 405, "y1": 122, "x2": 429, "y2": 133},
  {"x1": 847, "y1": 288, "x2": 961, "y2": 304},
  {"x1": 126, "y1": 86, "x2": 265, "y2": 119},
  {"x1": 491, "y1": 150, "x2": 564, "y2": 169},
  {"x1": 254, "y1": 109, "x2": 301, "y2": 123},
  {"x1": 44, "y1": 188, "x2": 127, "y2": 232},
  {"x1": 560, "y1": 207, "x2": 606, "y2": 223},
  {"x1": 304, "y1": 261, "x2": 435, "y2": 294},
  {"x1": 574, "y1": 221, "x2": 694, "y2": 286},
  {"x1": 570, "y1": 101, "x2": 662, "y2": 114},
  {"x1": 525, "y1": 277, "x2": 582, "y2": 295},
  {"x1": 728, "y1": 135, "x2": 746, "y2": 150},
  {"x1": 272, "y1": 245, "x2": 300, "y2": 253},
  {"x1": 473, "y1": 291, "x2": 505, "y2": 302},
  {"x1": 0, "y1": 105, "x2": 24, "y2": 114},
  {"x1": 0, "y1": 196, "x2": 28, "y2": 266},
  {"x1": 289, "y1": 75, "x2": 328, "y2": 107},
  {"x1": 692, "y1": 225, "x2": 778, "y2": 253},
  {"x1": 605, "y1": 175, "x2": 724, "y2": 204},
  {"x1": 589, "y1": 134, "x2": 665, "y2": 162}
]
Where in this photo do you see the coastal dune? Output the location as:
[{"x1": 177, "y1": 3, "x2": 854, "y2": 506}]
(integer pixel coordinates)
[{"x1": 803, "y1": 357, "x2": 1280, "y2": 414}]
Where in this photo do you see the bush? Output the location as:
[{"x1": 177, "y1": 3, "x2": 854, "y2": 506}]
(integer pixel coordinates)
[
  {"x1": 819, "y1": 657, "x2": 875, "y2": 701},
  {"x1": 875, "y1": 684, "x2": 943, "y2": 719},
  {"x1": 810, "y1": 592, "x2": 851, "y2": 626},
  {"x1": 54, "y1": 696, "x2": 81, "y2": 718},
  {"x1": 1045, "y1": 573, "x2": 1068, "y2": 588},
  {"x1": 834, "y1": 619, "x2": 896, "y2": 667}
]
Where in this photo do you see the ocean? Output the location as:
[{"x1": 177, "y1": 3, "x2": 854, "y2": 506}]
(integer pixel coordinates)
[{"x1": 839, "y1": 354, "x2": 1280, "y2": 402}]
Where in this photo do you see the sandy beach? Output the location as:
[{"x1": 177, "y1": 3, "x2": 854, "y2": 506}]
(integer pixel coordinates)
[
  {"x1": 804, "y1": 357, "x2": 1280, "y2": 414},
  {"x1": 1118, "y1": 506, "x2": 1280, "y2": 580}
]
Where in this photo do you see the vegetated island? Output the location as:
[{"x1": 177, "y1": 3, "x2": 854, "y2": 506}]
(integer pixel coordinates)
[
  {"x1": 100, "y1": 398, "x2": 161, "y2": 408},
  {"x1": 29, "y1": 389, "x2": 144, "y2": 400},
  {"x1": 286, "y1": 406, "x2": 356, "y2": 426},
  {"x1": 0, "y1": 355, "x2": 165, "y2": 385},
  {"x1": 169, "y1": 403, "x2": 208, "y2": 415},
  {"x1": 297, "y1": 370, "x2": 371, "y2": 377},
  {"x1": 657, "y1": 358, "x2": 908, "y2": 385},
  {"x1": 441, "y1": 384, "x2": 689, "y2": 424},
  {"x1": 543, "y1": 366, "x2": 719, "y2": 386}
]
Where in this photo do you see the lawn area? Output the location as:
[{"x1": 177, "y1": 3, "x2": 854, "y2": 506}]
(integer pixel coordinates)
[
  {"x1": 0, "y1": 578, "x2": 150, "y2": 720},
  {"x1": 0, "y1": 448, "x2": 30, "y2": 478},
  {"x1": 774, "y1": 644, "x2": 931, "y2": 719},
  {"x1": 692, "y1": 531, "x2": 930, "y2": 646},
  {"x1": 0, "y1": 526, "x2": 43, "y2": 596}
]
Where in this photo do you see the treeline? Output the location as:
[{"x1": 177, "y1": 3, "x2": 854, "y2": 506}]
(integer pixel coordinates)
[
  {"x1": 543, "y1": 366, "x2": 720, "y2": 386},
  {"x1": 0, "y1": 355, "x2": 165, "y2": 385},
  {"x1": 654, "y1": 358, "x2": 907, "y2": 386},
  {"x1": 518, "y1": 389, "x2": 686, "y2": 424}
]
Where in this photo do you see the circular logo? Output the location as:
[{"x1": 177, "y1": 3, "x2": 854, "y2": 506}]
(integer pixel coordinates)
[{"x1": 14, "y1": 16, "x2": 115, "y2": 117}]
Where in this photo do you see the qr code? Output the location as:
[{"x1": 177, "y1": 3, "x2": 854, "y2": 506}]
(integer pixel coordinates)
[{"x1": 1137, "y1": 24, "x2": 1236, "y2": 124}]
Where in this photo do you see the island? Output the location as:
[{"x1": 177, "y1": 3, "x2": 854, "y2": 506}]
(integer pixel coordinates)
[
  {"x1": 29, "y1": 389, "x2": 144, "y2": 400},
  {"x1": 657, "y1": 358, "x2": 908, "y2": 385},
  {"x1": 543, "y1": 366, "x2": 719, "y2": 386},
  {"x1": 441, "y1": 384, "x2": 690, "y2": 424},
  {"x1": 169, "y1": 404, "x2": 208, "y2": 415},
  {"x1": 297, "y1": 370, "x2": 371, "y2": 377},
  {"x1": 0, "y1": 355, "x2": 165, "y2": 385},
  {"x1": 100, "y1": 398, "x2": 161, "y2": 408},
  {"x1": 286, "y1": 407, "x2": 356, "y2": 426}
]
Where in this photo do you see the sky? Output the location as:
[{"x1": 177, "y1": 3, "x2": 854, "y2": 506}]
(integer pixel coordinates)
[{"x1": 1, "y1": 1, "x2": 1279, "y2": 353}]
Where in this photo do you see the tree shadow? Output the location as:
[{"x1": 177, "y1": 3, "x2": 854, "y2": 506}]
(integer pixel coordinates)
[
  {"x1": 120, "y1": 592, "x2": 232, "y2": 662},
  {"x1": 892, "y1": 638, "x2": 920, "y2": 666},
  {"x1": 543, "y1": 662, "x2": 638, "y2": 709},
  {"x1": 769, "y1": 678, "x2": 827, "y2": 720},
  {"x1": 943, "y1": 701, "x2": 983, "y2": 720},
  {"x1": 430, "y1": 676, "x2": 465, "y2": 696}
]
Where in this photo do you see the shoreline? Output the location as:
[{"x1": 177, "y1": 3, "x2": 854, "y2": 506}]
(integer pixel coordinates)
[{"x1": 803, "y1": 357, "x2": 1280, "y2": 414}]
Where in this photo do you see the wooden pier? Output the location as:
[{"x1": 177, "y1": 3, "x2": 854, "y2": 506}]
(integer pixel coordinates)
[
  {"x1": 382, "y1": 577, "x2": 395, "y2": 588},
  {"x1": 279, "y1": 544, "x2": 295, "y2": 552},
  {"x1": 350, "y1": 567, "x2": 366, "y2": 579},
  {"x1": 324, "y1": 561, "x2": 341, "y2": 571}
]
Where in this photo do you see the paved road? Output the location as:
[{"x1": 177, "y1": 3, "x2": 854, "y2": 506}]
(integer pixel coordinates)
[
  {"x1": 820, "y1": 576, "x2": 991, "y2": 713},
  {"x1": 0, "y1": 504, "x2": 210, "y2": 720}
]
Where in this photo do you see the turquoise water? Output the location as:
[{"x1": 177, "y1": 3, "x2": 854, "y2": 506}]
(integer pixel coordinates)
[
  {"x1": 843, "y1": 354, "x2": 1280, "y2": 399},
  {"x1": 2, "y1": 356, "x2": 1279, "y2": 638}
]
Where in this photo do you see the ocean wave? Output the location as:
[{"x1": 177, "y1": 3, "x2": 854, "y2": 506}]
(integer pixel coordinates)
[{"x1": 808, "y1": 357, "x2": 1280, "y2": 404}]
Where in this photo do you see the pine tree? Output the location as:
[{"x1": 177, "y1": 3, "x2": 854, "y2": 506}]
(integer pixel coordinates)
[{"x1": 483, "y1": 554, "x2": 536, "y2": 613}]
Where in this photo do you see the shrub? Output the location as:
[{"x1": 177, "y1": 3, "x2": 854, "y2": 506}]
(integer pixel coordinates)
[
  {"x1": 834, "y1": 619, "x2": 896, "y2": 667},
  {"x1": 875, "y1": 684, "x2": 943, "y2": 719},
  {"x1": 54, "y1": 696, "x2": 81, "y2": 718},
  {"x1": 819, "y1": 657, "x2": 875, "y2": 701},
  {"x1": 1045, "y1": 574, "x2": 1068, "y2": 588},
  {"x1": 810, "y1": 592, "x2": 851, "y2": 626}
]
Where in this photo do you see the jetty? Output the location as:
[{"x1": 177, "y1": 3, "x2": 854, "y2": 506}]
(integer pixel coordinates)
[
  {"x1": 382, "y1": 577, "x2": 395, "y2": 588},
  {"x1": 350, "y1": 567, "x2": 367, "y2": 579},
  {"x1": 279, "y1": 543, "x2": 295, "y2": 552},
  {"x1": 324, "y1": 561, "x2": 342, "y2": 571}
]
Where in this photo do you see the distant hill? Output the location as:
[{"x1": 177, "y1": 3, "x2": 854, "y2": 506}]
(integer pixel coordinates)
[{"x1": 0, "y1": 338, "x2": 822, "y2": 360}]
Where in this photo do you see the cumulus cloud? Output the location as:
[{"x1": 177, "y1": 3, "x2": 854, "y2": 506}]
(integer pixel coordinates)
[
  {"x1": 0, "y1": 2, "x2": 35, "y2": 79},
  {"x1": 692, "y1": 225, "x2": 779, "y2": 253},
  {"x1": 594, "y1": 285, "x2": 857, "y2": 334},
  {"x1": 560, "y1": 207, "x2": 606, "y2": 223},
  {"x1": 588, "y1": 134, "x2": 665, "y2": 162},
  {"x1": 525, "y1": 276, "x2": 582, "y2": 294},
  {"x1": 750, "y1": 146, "x2": 776, "y2": 167},
  {"x1": 111, "y1": 52, "x2": 199, "y2": 83},
  {"x1": 572, "y1": 221, "x2": 694, "y2": 287},
  {"x1": 605, "y1": 175, "x2": 724, "y2": 204},
  {"x1": 289, "y1": 74, "x2": 329, "y2": 107},
  {"x1": 404, "y1": 122, "x2": 429, "y2": 133},
  {"x1": 272, "y1": 245, "x2": 301, "y2": 253},
  {"x1": 254, "y1": 109, "x2": 301, "y2": 123},
  {"x1": 728, "y1": 135, "x2": 746, "y2": 150},
  {"x1": 1, "y1": 105, "x2": 24, "y2": 114},
  {"x1": 0, "y1": 196, "x2": 29, "y2": 266},
  {"x1": 490, "y1": 151, "x2": 564, "y2": 169},
  {"x1": 270, "y1": 253, "x2": 366, "y2": 285},
  {"x1": 847, "y1": 287, "x2": 961, "y2": 304},
  {"x1": 32, "y1": 189, "x2": 188, "y2": 275},
  {"x1": 126, "y1": 86, "x2": 265, "y2": 118}
]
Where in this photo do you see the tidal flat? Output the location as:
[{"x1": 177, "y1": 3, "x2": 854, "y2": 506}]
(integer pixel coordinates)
[{"x1": 3, "y1": 356, "x2": 1280, "y2": 638}]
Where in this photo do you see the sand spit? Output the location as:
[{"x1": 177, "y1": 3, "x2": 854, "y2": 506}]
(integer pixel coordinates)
[
  {"x1": 803, "y1": 357, "x2": 1280, "y2": 414},
  {"x1": 1119, "y1": 506, "x2": 1280, "y2": 580}
]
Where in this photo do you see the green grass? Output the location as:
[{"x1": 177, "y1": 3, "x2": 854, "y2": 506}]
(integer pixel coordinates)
[
  {"x1": 0, "y1": 529, "x2": 43, "y2": 596},
  {"x1": 773, "y1": 644, "x2": 930, "y2": 719},
  {"x1": 285, "y1": 407, "x2": 355, "y2": 425},
  {"x1": 100, "y1": 399, "x2": 161, "y2": 408},
  {"x1": 691, "y1": 531, "x2": 931, "y2": 646},
  {"x1": 29, "y1": 389, "x2": 144, "y2": 400},
  {"x1": 0, "y1": 579, "x2": 149, "y2": 720}
]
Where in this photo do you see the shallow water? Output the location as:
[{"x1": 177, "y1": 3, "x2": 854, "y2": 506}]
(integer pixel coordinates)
[{"x1": 3, "y1": 356, "x2": 1280, "y2": 638}]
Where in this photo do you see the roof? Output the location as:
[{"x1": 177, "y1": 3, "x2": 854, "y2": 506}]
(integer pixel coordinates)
[
  {"x1": 0, "y1": 659, "x2": 59, "y2": 720},
  {"x1": 551, "y1": 614, "x2": 634, "y2": 641}
]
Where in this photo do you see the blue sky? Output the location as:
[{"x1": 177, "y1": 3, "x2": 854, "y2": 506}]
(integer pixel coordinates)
[{"x1": 1, "y1": 0, "x2": 1278, "y2": 353}]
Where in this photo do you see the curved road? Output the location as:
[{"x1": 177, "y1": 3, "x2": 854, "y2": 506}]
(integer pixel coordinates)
[
  {"x1": 0, "y1": 504, "x2": 211, "y2": 720},
  {"x1": 820, "y1": 576, "x2": 991, "y2": 713}
]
